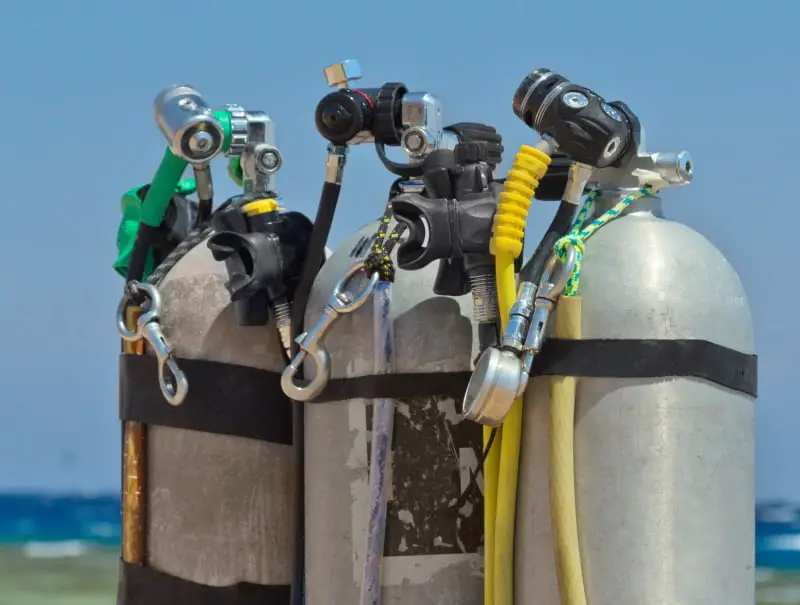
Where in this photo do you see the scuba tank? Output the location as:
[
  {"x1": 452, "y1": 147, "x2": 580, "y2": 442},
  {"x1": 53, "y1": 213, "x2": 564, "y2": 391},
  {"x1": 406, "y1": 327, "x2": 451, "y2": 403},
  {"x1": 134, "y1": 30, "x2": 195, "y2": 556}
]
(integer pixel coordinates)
[
  {"x1": 464, "y1": 69, "x2": 758, "y2": 605},
  {"x1": 287, "y1": 62, "x2": 507, "y2": 605},
  {"x1": 116, "y1": 86, "x2": 314, "y2": 605},
  {"x1": 300, "y1": 197, "x2": 487, "y2": 605}
]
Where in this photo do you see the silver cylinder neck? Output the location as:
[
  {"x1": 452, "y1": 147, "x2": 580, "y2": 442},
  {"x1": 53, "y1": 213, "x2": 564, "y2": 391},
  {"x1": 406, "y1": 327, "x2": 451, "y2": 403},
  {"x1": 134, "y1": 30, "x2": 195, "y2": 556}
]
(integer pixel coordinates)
[{"x1": 591, "y1": 188, "x2": 664, "y2": 219}]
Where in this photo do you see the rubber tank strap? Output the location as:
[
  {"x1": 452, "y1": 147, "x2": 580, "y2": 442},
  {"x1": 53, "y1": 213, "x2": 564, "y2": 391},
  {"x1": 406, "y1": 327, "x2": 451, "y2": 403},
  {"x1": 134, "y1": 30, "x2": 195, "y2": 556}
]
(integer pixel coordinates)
[
  {"x1": 119, "y1": 354, "x2": 292, "y2": 444},
  {"x1": 306, "y1": 338, "x2": 757, "y2": 403},
  {"x1": 118, "y1": 560, "x2": 289, "y2": 605},
  {"x1": 120, "y1": 339, "x2": 757, "y2": 435}
]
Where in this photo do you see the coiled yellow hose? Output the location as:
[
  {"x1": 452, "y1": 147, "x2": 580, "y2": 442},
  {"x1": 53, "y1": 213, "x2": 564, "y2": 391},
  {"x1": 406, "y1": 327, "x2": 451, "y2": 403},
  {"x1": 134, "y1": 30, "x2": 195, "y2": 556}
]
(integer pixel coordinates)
[
  {"x1": 549, "y1": 295, "x2": 587, "y2": 605},
  {"x1": 489, "y1": 144, "x2": 552, "y2": 605}
]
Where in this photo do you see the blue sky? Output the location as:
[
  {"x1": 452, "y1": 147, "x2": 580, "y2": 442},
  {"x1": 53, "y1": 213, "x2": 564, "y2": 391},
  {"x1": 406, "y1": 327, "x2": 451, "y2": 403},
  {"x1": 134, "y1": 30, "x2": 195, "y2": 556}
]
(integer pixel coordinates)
[{"x1": 0, "y1": 1, "x2": 795, "y2": 498}]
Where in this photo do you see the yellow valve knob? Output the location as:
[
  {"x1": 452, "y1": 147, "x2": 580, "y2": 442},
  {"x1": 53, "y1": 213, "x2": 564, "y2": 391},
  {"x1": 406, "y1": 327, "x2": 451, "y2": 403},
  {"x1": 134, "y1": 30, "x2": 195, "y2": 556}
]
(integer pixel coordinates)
[{"x1": 243, "y1": 198, "x2": 279, "y2": 216}]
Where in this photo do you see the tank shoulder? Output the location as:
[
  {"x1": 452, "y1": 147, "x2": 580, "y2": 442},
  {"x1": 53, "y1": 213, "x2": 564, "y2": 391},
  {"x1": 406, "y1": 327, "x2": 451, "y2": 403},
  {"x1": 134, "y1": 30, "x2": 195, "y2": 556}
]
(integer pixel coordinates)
[
  {"x1": 308, "y1": 222, "x2": 476, "y2": 379},
  {"x1": 579, "y1": 208, "x2": 755, "y2": 354},
  {"x1": 156, "y1": 235, "x2": 285, "y2": 369}
]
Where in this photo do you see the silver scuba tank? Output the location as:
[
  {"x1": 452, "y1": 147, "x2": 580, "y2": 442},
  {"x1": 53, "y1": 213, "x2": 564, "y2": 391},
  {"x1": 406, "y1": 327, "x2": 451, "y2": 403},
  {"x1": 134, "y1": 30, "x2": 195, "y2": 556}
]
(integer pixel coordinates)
[
  {"x1": 117, "y1": 88, "x2": 311, "y2": 603},
  {"x1": 515, "y1": 190, "x2": 756, "y2": 605},
  {"x1": 303, "y1": 221, "x2": 485, "y2": 605},
  {"x1": 135, "y1": 236, "x2": 296, "y2": 588},
  {"x1": 118, "y1": 204, "x2": 331, "y2": 602}
]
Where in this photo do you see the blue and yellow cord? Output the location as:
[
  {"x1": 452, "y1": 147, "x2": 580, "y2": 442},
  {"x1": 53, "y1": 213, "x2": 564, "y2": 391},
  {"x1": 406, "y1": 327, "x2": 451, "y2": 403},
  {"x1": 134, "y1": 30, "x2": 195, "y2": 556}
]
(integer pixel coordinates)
[{"x1": 554, "y1": 186, "x2": 652, "y2": 296}]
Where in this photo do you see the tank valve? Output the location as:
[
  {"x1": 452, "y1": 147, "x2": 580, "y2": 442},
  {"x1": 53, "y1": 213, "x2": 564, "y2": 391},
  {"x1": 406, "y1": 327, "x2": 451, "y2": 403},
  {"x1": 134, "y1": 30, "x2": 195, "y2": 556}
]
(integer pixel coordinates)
[
  {"x1": 153, "y1": 85, "x2": 226, "y2": 164},
  {"x1": 224, "y1": 105, "x2": 283, "y2": 199},
  {"x1": 315, "y1": 59, "x2": 478, "y2": 178},
  {"x1": 462, "y1": 245, "x2": 577, "y2": 425},
  {"x1": 205, "y1": 108, "x2": 308, "y2": 352}
]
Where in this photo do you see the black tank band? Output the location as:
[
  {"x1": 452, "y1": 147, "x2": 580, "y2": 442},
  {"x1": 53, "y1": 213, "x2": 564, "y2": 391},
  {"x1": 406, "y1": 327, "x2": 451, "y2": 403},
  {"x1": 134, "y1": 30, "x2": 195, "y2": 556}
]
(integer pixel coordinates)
[
  {"x1": 118, "y1": 560, "x2": 290, "y2": 605},
  {"x1": 120, "y1": 338, "x2": 756, "y2": 438},
  {"x1": 535, "y1": 338, "x2": 757, "y2": 395},
  {"x1": 309, "y1": 338, "x2": 757, "y2": 402},
  {"x1": 119, "y1": 354, "x2": 293, "y2": 444}
]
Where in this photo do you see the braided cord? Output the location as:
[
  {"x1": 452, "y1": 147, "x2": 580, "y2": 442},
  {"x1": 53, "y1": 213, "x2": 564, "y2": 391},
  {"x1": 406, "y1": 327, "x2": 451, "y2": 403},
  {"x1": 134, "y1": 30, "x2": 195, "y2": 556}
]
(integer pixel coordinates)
[
  {"x1": 554, "y1": 186, "x2": 652, "y2": 296},
  {"x1": 146, "y1": 225, "x2": 213, "y2": 286},
  {"x1": 364, "y1": 199, "x2": 406, "y2": 282}
]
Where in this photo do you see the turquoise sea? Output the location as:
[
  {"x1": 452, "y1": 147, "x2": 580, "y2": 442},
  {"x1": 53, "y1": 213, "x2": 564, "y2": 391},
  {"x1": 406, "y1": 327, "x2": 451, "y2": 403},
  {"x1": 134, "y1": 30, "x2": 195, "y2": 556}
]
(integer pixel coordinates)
[
  {"x1": 0, "y1": 495, "x2": 119, "y2": 604},
  {"x1": 0, "y1": 494, "x2": 797, "y2": 604}
]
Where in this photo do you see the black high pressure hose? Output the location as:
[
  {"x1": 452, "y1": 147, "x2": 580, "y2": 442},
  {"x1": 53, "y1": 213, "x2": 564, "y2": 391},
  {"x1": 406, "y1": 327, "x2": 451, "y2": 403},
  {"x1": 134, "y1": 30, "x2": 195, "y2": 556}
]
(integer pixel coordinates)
[
  {"x1": 519, "y1": 153, "x2": 577, "y2": 283},
  {"x1": 288, "y1": 176, "x2": 342, "y2": 605},
  {"x1": 519, "y1": 200, "x2": 577, "y2": 282}
]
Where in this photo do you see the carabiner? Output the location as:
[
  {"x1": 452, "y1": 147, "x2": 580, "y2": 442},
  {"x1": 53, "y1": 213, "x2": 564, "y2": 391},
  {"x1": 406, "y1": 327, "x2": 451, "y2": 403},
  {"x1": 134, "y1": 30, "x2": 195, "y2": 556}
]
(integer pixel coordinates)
[
  {"x1": 536, "y1": 242, "x2": 577, "y2": 303},
  {"x1": 281, "y1": 262, "x2": 380, "y2": 402},
  {"x1": 146, "y1": 321, "x2": 189, "y2": 406},
  {"x1": 116, "y1": 281, "x2": 159, "y2": 342},
  {"x1": 116, "y1": 282, "x2": 189, "y2": 406}
]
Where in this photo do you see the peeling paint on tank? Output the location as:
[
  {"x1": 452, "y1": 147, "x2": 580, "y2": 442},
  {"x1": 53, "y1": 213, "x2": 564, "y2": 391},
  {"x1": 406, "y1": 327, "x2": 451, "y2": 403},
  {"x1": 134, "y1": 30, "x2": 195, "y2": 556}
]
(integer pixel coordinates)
[
  {"x1": 346, "y1": 400, "x2": 369, "y2": 470},
  {"x1": 363, "y1": 395, "x2": 483, "y2": 558},
  {"x1": 437, "y1": 398, "x2": 462, "y2": 425},
  {"x1": 397, "y1": 509, "x2": 415, "y2": 526},
  {"x1": 396, "y1": 402, "x2": 412, "y2": 419},
  {"x1": 381, "y1": 552, "x2": 483, "y2": 587}
]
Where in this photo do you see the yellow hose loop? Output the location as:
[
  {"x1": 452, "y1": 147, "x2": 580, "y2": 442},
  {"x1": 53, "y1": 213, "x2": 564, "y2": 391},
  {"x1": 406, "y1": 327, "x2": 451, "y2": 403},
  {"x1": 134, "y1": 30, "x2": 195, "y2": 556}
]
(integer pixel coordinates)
[{"x1": 490, "y1": 146, "x2": 552, "y2": 258}]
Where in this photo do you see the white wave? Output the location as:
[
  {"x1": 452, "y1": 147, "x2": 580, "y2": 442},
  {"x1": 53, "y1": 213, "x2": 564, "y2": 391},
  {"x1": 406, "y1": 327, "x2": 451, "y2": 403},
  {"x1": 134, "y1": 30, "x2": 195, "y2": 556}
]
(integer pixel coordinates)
[
  {"x1": 86, "y1": 522, "x2": 118, "y2": 538},
  {"x1": 756, "y1": 568, "x2": 777, "y2": 582},
  {"x1": 769, "y1": 534, "x2": 800, "y2": 550},
  {"x1": 21, "y1": 540, "x2": 90, "y2": 559}
]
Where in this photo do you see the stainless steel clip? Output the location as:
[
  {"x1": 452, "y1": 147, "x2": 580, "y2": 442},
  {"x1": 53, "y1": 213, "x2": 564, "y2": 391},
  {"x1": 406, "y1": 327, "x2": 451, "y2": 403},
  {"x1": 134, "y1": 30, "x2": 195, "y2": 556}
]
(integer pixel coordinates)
[
  {"x1": 116, "y1": 282, "x2": 189, "y2": 407},
  {"x1": 281, "y1": 262, "x2": 379, "y2": 402}
]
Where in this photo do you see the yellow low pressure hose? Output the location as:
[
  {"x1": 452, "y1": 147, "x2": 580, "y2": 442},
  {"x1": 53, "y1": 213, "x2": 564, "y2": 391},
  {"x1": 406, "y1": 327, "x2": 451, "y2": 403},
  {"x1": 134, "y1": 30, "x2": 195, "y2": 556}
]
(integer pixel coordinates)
[
  {"x1": 545, "y1": 187, "x2": 647, "y2": 605},
  {"x1": 489, "y1": 144, "x2": 552, "y2": 605},
  {"x1": 549, "y1": 295, "x2": 587, "y2": 605},
  {"x1": 483, "y1": 426, "x2": 500, "y2": 605}
]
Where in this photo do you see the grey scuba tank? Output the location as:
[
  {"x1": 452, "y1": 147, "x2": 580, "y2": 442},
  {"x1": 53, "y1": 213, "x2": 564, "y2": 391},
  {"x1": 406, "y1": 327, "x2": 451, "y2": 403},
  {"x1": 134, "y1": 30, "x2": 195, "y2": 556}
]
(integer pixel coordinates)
[
  {"x1": 303, "y1": 221, "x2": 484, "y2": 605},
  {"x1": 123, "y1": 235, "x2": 295, "y2": 595},
  {"x1": 515, "y1": 192, "x2": 756, "y2": 605}
]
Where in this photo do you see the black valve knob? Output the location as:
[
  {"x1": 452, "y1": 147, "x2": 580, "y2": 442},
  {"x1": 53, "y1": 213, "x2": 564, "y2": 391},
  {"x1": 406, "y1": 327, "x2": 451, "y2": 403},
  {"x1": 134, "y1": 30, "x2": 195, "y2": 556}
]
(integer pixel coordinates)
[
  {"x1": 315, "y1": 89, "x2": 376, "y2": 144},
  {"x1": 454, "y1": 140, "x2": 490, "y2": 165},
  {"x1": 314, "y1": 83, "x2": 407, "y2": 146},
  {"x1": 446, "y1": 123, "x2": 504, "y2": 167}
]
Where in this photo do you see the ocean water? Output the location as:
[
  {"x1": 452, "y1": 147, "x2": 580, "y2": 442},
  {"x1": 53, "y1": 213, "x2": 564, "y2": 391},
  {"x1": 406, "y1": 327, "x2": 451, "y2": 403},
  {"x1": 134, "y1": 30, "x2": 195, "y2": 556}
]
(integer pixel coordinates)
[
  {"x1": 0, "y1": 494, "x2": 798, "y2": 604},
  {"x1": 0, "y1": 495, "x2": 119, "y2": 605}
]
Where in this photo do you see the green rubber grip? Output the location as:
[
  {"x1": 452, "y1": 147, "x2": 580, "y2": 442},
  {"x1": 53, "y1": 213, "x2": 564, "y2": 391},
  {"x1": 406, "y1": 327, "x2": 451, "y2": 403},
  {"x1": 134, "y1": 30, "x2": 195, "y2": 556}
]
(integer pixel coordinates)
[{"x1": 140, "y1": 148, "x2": 188, "y2": 227}]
